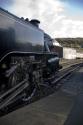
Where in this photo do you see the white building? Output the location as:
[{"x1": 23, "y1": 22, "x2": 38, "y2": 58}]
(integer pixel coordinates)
[
  {"x1": 63, "y1": 47, "x2": 76, "y2": 59},
  {"x1": 76, "y1": 53, "x2": 83, "y2": 58}
]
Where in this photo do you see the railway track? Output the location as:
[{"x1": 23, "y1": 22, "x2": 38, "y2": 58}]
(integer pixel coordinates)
[
  {"x1": 60, "y1": 59, "x2": 83, "y2": 68},
  {"x1": 0, "y1": 62, "x2": 82, "y2": 116}
]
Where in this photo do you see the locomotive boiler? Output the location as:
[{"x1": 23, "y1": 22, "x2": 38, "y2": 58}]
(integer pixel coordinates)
[{"x1": 0, "y1": 8, "x2": 59, "y2": 100}]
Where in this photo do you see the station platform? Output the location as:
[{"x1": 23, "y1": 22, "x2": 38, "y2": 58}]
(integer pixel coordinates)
[{"x1": 0, "y1": 90, "x2": 75, "y2": 125}]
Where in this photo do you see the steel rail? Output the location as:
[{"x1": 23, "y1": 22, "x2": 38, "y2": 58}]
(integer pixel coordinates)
[
  {"x1": 0, "y1": 82, "x2": 29, "y2": 109},
  {"x1": 0, "y1": 79, "x2": 27, "y2": 100},
  {"x1": 45, "y1": 63, "x2": 81, "y2": 83},
  {"x1": 52, "y1": 65, "x2": 80, "y2": 85}
]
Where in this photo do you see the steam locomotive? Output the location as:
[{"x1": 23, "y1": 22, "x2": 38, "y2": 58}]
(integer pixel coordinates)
[{"x1": 0, "y1": 8, "x2": 59, "y2": 98}]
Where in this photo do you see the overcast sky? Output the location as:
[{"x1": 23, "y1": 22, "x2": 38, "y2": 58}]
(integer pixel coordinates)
[{"x1": 0, "y1": 0, "x2": 83, "y2": 38}]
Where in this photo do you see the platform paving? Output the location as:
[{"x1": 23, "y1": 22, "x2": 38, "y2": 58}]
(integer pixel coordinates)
[{"x1": 0, "y1": 67, "x2": 83, "y2": 125}]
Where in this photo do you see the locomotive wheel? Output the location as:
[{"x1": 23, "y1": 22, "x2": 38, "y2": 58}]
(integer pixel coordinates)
[
  {"x1": 22, "y1": 69, "x2": 54, "y2": 102},
  {"x1": 22, "y1": 71, "x2": 38, "y2": 102},
  {"x1": 8, "y1": 68, "x2": 19, "y2": 88},
  {"x1": 8, "y1": 64, "x2": 25, "y2": 88},
  {"x1": 6, "y1": 57, "x2": 39, "y2": 103}
]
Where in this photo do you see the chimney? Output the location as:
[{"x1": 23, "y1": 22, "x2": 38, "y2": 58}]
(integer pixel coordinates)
[
  {"x1": 30, "y1": 19, "x2": 40, "y2": 28},
  {"x1": 25, "y1": 18, "x2": 29, "y2": 22}
]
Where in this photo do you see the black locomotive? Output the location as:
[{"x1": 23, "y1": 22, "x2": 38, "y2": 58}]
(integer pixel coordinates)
[{"x1": 0, "y1": 8, "x2": 60, "y2": 99}]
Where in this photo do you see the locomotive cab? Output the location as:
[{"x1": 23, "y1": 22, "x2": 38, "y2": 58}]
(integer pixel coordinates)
[{"x1": 44, "y1": 33, "x2": 60, "y2": 73}]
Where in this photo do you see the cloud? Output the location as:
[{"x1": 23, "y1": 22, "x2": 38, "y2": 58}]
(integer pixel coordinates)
[
  {"x1": 54, "y1": 18, "x2": 83, "y2": 38},
  {"x1": 8, "y1": 0, "x2": 65, "y2": 36},
  {"x1": 8, "y1": 0, "x2": 83, "y2": 38},
  {"x1": 9, "y1": 0, "x2": 64, "y2": 17}
]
